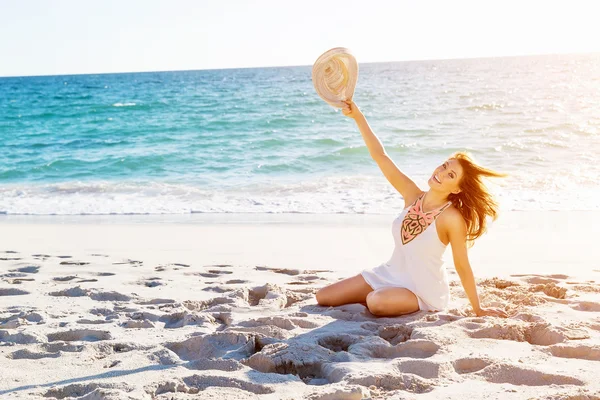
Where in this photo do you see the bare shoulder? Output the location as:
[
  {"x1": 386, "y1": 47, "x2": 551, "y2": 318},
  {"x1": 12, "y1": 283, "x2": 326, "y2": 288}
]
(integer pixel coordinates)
[{"x1": 437, "y1": 206, "x2": 466, "y2": 232}]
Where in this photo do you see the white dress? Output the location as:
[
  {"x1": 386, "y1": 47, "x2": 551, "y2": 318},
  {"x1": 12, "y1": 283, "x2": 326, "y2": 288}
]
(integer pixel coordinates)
[{"x1": 361, "y1": 192, "x2": 452, "y2": 311}]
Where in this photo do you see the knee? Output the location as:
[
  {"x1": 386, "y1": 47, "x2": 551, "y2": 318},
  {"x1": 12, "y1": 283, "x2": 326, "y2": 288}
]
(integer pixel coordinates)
[
  {"x1": 315, "y1": 288, "x2": 330, "y2": 306},
  {"x1": 366, "y1": 291, "x2": 385, "y2": 316}
]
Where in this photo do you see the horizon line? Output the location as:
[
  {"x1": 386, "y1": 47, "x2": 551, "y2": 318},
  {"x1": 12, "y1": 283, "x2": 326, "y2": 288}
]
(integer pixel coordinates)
[{"x1": 1, "y1": 50, "x2": 599, "y2": 79}]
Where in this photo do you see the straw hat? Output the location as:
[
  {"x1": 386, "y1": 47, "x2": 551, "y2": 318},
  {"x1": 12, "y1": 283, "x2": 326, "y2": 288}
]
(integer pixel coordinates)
[{"x1": 312, "y1": 47, "x2": 358, "y2": 108}]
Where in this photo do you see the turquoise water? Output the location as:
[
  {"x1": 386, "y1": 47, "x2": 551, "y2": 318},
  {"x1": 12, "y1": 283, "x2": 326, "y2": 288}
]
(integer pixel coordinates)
[{"x1": 1, "y1": 54, "x2": 599, "y2": 214}]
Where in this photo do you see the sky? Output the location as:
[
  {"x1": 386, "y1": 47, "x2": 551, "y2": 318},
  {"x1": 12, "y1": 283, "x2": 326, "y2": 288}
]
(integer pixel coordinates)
[{"x1": 1, "y1": 0, "x2": 599, "y2": 77}]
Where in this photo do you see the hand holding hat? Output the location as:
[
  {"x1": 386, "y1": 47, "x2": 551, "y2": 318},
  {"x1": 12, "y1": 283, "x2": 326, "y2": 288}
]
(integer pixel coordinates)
[{"x1": 312, "y1": 47, "x2": 359, "y2": 109}]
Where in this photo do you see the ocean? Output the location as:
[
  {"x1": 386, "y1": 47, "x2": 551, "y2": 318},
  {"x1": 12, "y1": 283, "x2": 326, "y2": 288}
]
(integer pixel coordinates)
[{"x1": 1, "y1": 53, "x2": 599, "y2": 215}]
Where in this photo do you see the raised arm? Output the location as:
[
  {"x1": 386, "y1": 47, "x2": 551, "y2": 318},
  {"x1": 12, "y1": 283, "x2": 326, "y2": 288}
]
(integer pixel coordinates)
[
  {"x1": 342, "y1": 101, "x2": 421, "y2": 205},
  {"x1": 445, "y1": 210, "x2": 508, "y2": 318}
]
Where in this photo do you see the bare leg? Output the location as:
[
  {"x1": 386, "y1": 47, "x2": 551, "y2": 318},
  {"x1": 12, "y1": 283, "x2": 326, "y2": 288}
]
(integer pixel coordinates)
[
  {"x1": 366, "y1": 287, "x2": 420, "y2": 317},
  {"x1": 315, "y1": 274, "x2": 374, "y2": 307}
]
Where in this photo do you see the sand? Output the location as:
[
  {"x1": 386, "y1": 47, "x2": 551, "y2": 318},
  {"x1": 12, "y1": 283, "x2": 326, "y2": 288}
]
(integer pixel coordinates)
[{"x1": 0, "y1": 212, "x2": 599, "y2": 399}]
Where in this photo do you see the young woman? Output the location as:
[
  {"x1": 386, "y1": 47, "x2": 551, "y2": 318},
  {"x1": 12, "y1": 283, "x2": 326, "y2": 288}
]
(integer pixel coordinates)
[{"x1": 315, "y1": 101, "x2": 508, "y2": 318}]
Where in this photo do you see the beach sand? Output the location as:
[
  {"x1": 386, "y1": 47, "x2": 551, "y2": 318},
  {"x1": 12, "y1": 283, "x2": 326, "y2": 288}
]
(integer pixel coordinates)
[{"x1": 1, "y1": 212, "x2": 599, "y2": 399}]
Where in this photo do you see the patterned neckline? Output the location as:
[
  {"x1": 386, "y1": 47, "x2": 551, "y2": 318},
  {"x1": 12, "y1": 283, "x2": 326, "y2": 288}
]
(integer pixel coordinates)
[{"x1": 400, "y1": 192, "x2": 452, "y2": 245}]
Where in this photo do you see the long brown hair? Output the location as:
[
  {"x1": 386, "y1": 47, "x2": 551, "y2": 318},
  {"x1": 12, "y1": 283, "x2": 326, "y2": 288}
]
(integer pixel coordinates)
[{"x1": 447, "y1": 152, "x2": 507, "y2": 246}]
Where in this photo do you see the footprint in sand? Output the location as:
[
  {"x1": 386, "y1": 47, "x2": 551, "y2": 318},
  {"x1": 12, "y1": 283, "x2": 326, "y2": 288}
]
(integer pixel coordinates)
[
  {"x1": 248, "y1": 284, "x2": 313, "y2": 308},
  {"x1": 197, "y1": 272, "x2": 221, "y2": 278},
  {"x1": 53, "y1": 276, "x2": 78, "y2": 282},
  {"x1": 166, "y1": 332, "x2": 258, "y2": 361},
  {"x1": 60, "y1": 261, "x2": 90, "y2": 266},
  {"x1": 32, "y1": 254, "x2": 51, "y2": 259},
  {"x1": 121, "y1": 320, "x2": 155, "y2": 329},
  {"x1": 160, "y1": 310, "x2": 216, "y2": 329},
  {"x1": 5, "y1": 277, "x2": 35, "y2": 284},
  {"x1": 346, "y1": 372, "x2": 433, "y2": 393},
  {"x1": 49, "y1": 287, "x2": 89, "y2": 297},
  {"x1": 183, "y1": 297, "x2": 236, "y2": 312},
  {"x1": 136, "y1": 298, "x2": 176, "y2": 306},
  {"x1": 570, "y1": 301, "x2": 600, "y2": 312},
  {"x1": 226, "y1": 279, "x2": 249, "y2": 284},
  {"x1": 287, "y1": 287, "x2": 318, "y2": 295},
  {"x1": 147, "y1": 375, "x2": 273, "y2": 397},
  {"x1": 0, "y1": 288, "x2": 30, "y2": 296},
  {"x1": 47, "y1": 329, "x2": 112, "y2": 342},
  {"x1": 184, "y1": 358, "x2": 243, "y2": 371},
  {"x1": 569, "y1": 283, "x2": 600, "y2": 293},
  {"x1": 467, "y1": 319, "x2": 589, "y2": 345},
  {"x1": 155, "y1": 263, "x2": 188, "y2": 271},
  {"x1": 255, "y1": 266, "x2": 302, "y2": 276},
  {"x1": 377, "y1": 324, "x2": 414, "y2": 345},
  {"x1": 202, "y1": 286, "x2": 235, "y2": 293},
  {"x1": 9, "y1": 265, "x2": 40, "y2": 274},
  {"x1": 474, "y1": 363, "x2": 585, "y2": 386},
  {"x1": 135, "y1": 277, "x2": 164, "y2": 287},
  {"x1": 43, "y1": 383, "x2": 136, "y2": 400},
  {"x1": 0, "y1": 311, "x2": 45, "y2": 329},
  {"x1": 7, "y1": 349, "x2": 61, "y2": 360},
  {"x1": 0, "y1": 272, "x2": 27, "y2": 279},
  {"x1": 92, "y1": 291, "x2": 134, "y2": 302},
  {"x1": 89, "y1": 307, "x2": 117, "y2": 318},
  {"x1": 194, "y1": 269, "x2": 233, "y2": 278},
  {"x1": 256, "y1": 266, "x2": 332, "y2": 278},
  {"x1": 49, "y1": 287, "x2": 133, "y2": 302},
  {"x1": 545, "y1": 343, "x2": 600, "y2": 361},
  {"x1": 183, "y1": 375, "x2": 274, "y2": 395},
  {"x1": 453, "y1": 357, "x2": 493, "y2": 374},
  {"x1": 1, "y1": 318, "x2": 25, "y2": 329},
  {"x1": 530, "y1": 283, "x2": 568, "y2": 299},
  {"x1": 240, "y1": 316, "x2": 319, "y2": 331},
  {"x1": 317, "y1": 334, "x2": 360, "y2": 352},
  {"x1": 0, "y1": 331, "x2": 44, "y2": 344},
  {"x1": 207, "y1": 269, "x2": 232, "y2": 274},
  {"x1": 93, "y1": 272, "x2": 116, "y2": 277},
  {"x1": 511, "y1": 273, "x2": 569, "y2": 281},
  {"x1": 394, "y1": 359, "x2": 457, "y2": 380},
  {"x1": 112, "y1": 259, "x2": 143, "y2": 266},
  {"x1": 42, "y1": 342, "x2": 84, "y2": 352},
  {"x1": 126, "y1": 310, "x2": 161, "y2": 322},
  {"x1": 77, "y1": 318, "x2": 112, "y2": 325},
  {"x1": 371, "y1": 339, "x2": 440, "y2": 359}
]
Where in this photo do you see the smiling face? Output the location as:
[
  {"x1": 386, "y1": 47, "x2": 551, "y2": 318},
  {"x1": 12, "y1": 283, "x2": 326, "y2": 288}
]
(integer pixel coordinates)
[{"x1": 428, "y1": 158, "x2": 464, "y2": 194}]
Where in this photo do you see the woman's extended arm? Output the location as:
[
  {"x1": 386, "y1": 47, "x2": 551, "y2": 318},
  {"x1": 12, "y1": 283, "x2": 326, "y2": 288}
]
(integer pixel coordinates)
[
  {"x1": 341, "y1": 101, "x2": 421, "y2": 203},
  {"x1": 446, "y1": 211, "x2": 508, "y2": 318}
]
